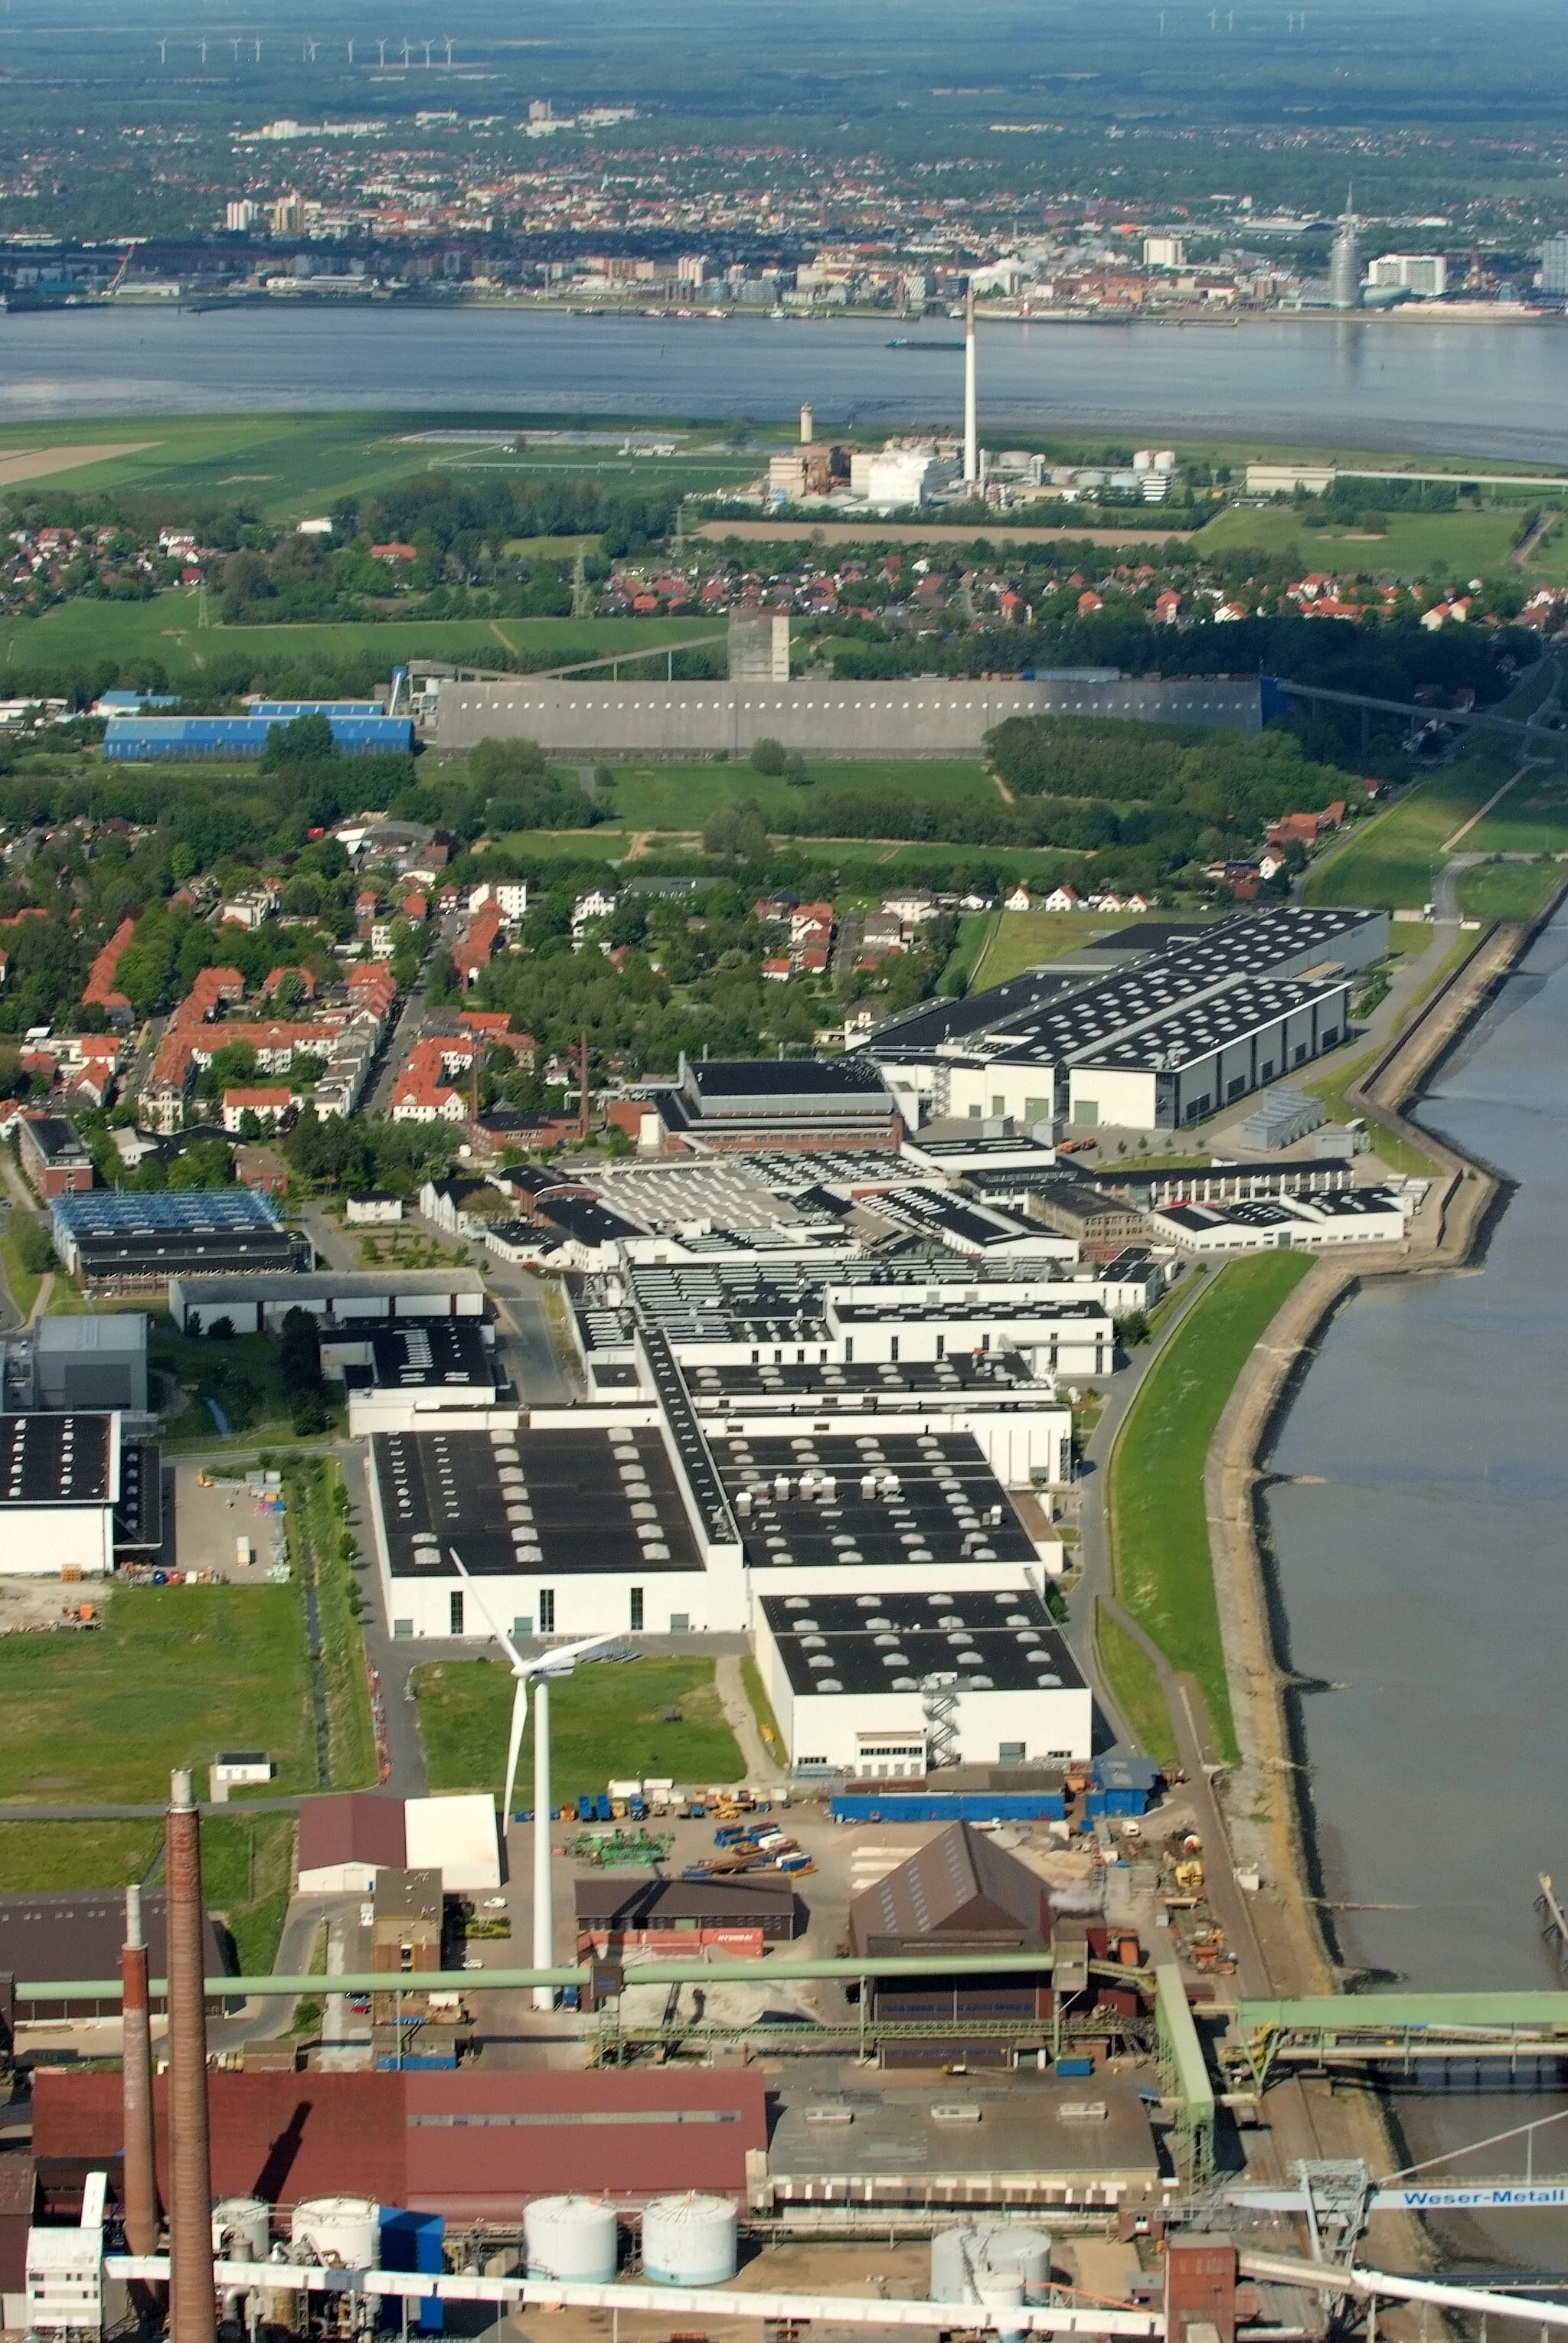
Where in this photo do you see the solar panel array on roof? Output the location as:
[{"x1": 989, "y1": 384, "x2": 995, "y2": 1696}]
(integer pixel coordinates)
[{"x1": 54, "y1": 1190, "x2": 282, "y2": 1239}]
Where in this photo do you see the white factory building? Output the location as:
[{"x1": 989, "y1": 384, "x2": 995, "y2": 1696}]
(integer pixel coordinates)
[
  {"x1": 864, "y1": 907, "x2": 1387, "y2": 1134},
  {"x1": 755, "y1": 1589, "x2": 1093, "y2": 1774},
  {"x1": 0, "y1": 1412, "x2": 128, "y2": 1577}
]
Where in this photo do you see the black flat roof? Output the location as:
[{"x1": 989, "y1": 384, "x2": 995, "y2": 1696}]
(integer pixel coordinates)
[
  {"x1": 684, "y1": 1354, "x2": 1036, "y2": 1399},
  {"x1": 113, "y1": 1442, "x2": 162, "y2": 1550},
  {"x1": 692, "y1": 1058, "x2": 891, "y2": 1100},
  {"x1": 368, "y1": 1321, "x2": 497, "y2": 1391},
  {"x1": 709, "y1": 1430, "x2": 1037, "y2": 1573},
  {"x1": 762, "y1": 1587, "x2": 1083, "y2": 1697},
  {"x1": 24, "y1": 1115, "x2": 90, "y2": 1164},
  {"x1": 0, "y1": 1413, "x2": 112, "y2": 1505},
  {"x1": 374, "y1": 1425, "x2": 704, "y2": 1579}
]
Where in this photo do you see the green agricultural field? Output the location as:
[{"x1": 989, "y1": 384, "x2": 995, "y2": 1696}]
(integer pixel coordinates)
[
  {"x1": 201, "y1": 1812, "x2": 299, "y2": 1975},
  {"x1": 586, "y1": 756, "x2": 996, "y2": 838},
  {"x1": 5, "y1": 593, "x2": 720, "y2": 685},
  {"x1": 415, "y1": 1653, "x2": 743, "y2": 1807},
  {"x1": 0, "y1": 1583, "x2": 318, "y2": 1803},
  {"x1": 1305, "y1": 767, "x2": 1505, "y2": 909},
  {"x1": 0, "y1": 1819, "x2": 162, "y2": 1892},
  {"x1": 502, "y1": 828, "x2": 629, "y2": 864},
  {"x1": 1454, "y1": 859, "x2": 1566, "y2": 922},
  {"x1": 0, "y1": 1814, "x2": 296, "y2": 1968},
  {"x1": 1192, "y1": 505, "x2": 1522, "y2": 578},
  {"x1": 1461, "y1": 765, "x2": 1568, "y2": 858},
  {"x1": 0, "y1": 411, "x2": 759, "y2": 526},
  {"x1": 1108, "y1": 1252, "x2": 1316, "y2": 1766},
  {"x1": 1093, "y1": 1606, "x2": 1175, "y2": 1769}
]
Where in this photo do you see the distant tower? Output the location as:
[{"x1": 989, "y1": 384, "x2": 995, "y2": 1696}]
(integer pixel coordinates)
[
  {"x1": 1329, "y1": 186, "x2": 1362, "y2": 310},
  {"x1": 799, "y1": 402, "x2": 813, "y2": 445},
  {"x1": 963, "y1": 286, "x2": 978, "y2": 485}
]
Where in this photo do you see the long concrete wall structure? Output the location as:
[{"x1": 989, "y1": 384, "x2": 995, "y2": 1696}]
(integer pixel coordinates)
[{"x1": 426, "y1": 674, "x2": 1263, "y2": 757}]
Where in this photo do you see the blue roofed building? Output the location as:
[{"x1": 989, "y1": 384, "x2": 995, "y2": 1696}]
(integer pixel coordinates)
[{"x1": 102, "y1": 713, "x2": 414, "y2": 761}]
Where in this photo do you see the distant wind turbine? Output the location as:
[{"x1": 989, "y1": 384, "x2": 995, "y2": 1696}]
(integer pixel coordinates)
[{"x1": 450, "y1": 1551, "x2": 620, "y2": 2010}]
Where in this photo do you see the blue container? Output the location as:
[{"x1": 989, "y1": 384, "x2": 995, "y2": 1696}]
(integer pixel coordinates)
[
  {"x1": 380, "y1": 2207, "x2": 445, "y2": 2331},
  {"x1": 829, "y1": 1790, "x2": 1067, "y2": 1824},
  {"x1": 1056, "y1": 2057, "x2": 1094, "y2": 2078},
  {"x1": 577, "y1": 1795, "x2": 594, "y2": 1822},
  {"x1": 594, "y1": 1792, "x2": 612, "y2": 1821}
]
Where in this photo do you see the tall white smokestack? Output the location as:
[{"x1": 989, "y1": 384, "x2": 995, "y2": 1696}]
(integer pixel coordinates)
[
  {"x1": 963, "y1": 286, "x2": 978, "y2": 488},
  {"x1": 799, "y1": 402, "x2": 813, "y2": 446}
]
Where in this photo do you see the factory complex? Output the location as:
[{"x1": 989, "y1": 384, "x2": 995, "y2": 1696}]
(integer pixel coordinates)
[{"x1": 0, "y1": 906, "x2": 1446, "y2": 2343}]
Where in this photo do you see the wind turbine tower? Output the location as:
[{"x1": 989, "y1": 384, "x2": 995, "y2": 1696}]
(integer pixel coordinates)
[
  {"x1": 963, "y1": 285, "x2": 978, "y2": 488},
  {"x1": 450, "y1": 1553, "x2": 619, "y2": 2010}
]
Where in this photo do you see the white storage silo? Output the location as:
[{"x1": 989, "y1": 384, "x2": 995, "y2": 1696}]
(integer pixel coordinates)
[
  {"x1": 523, "y1": 2196, "x2": 620, "y2": 2283},
  {"x1": 930, "y1": 2225, "x2": 981, "y2": 2304},
  {"x1": 290, "y1": 2198, "x2": 380, "y2": 2269},
  {"x1": 212, "y1": 2198, "x2": 271, "y2": 2259},
  {"x1": 641, "y1": 2194, "x2": 738, "y2": 2286},
  {"x1": 930, "y1": 2226, "x2": 1053, "y2": 2307}
]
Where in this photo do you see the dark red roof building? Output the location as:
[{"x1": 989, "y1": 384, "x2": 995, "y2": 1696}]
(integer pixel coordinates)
[{"x1": 33, "y1": 2067, "x2": 766, "y2": 2220}]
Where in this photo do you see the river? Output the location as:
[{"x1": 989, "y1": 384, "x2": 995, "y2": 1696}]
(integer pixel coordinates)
[
  {"x1": 5, "y1": 306, "x2": 1568, "y2": 462},
  {"x1": 1265, "y1": 901, "x2": 1568, "y2": 2266}
]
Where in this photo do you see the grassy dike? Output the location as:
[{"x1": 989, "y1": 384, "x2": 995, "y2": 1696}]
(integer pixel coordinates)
[{"x1": 1105, "y1": 1253, "x2": 1316, "y2": 1766}]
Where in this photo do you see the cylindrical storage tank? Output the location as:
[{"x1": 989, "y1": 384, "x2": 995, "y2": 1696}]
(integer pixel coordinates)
[
  {"x1": 930, "y1": 2226, "x2": 982, "y2": 2305},
  {"x1": 290, "y1": 2198, "x2": 380, "y2": 2269},
  {"x1": 641, "y1": 2194, "x2": 738, "y2": 2286},
  {"x1": 524, "y1": 2196, "x2": 619, "y2": 2284},
  {"x1": 983, "y1": 2228, "x2": 1053, "y2": 2303},
  {"x1": 212, "y1": 2198, "x2": 270, "y2": 2259},
  {"x1": 930, "y1": 2226, "x2": 1051, "y2": 2306}
]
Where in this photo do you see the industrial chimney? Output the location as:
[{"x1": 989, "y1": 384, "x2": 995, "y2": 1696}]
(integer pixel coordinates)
[
  {"x1": 119, "y1": 1884, "x2": 159, "y2": 2256},
  {"x1": 963, "y1": 286, "x2": 978, "y2": 487},
  {"x1": 799, "y1": 401, "x2": 813, "y2": 445},
  {"x1": 165, "y1": 1769, "x2": 216, "y2": 2343}
]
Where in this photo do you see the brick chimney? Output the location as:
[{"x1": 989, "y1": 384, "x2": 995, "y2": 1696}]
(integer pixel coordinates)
[
  {"x1": 119, "y1": 1884, "x2": 160, "y2": 2256},
  {"x1": 165, "y1": 1769, "x2": 216, "y2": 2343}
]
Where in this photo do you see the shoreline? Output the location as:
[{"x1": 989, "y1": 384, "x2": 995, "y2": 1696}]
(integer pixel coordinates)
[{"x1": 1189, "y1": 881, "x2": 1566, "y2": 2242}]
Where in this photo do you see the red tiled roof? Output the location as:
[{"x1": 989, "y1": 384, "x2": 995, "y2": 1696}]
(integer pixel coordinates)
[{"x1": 83, "y1": 916, "x2": 136, "y2": 1014}]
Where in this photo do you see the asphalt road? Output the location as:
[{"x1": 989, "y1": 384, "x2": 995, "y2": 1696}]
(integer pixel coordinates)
[
  {"x1": 364, "y1": 915, "x2": 463, "y2": 1116},
  {"x1": 336, "y1": 1438, "x2": 430, "y2": 1796}
]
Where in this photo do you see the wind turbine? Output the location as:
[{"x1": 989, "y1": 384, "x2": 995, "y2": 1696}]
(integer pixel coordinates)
[{"x1": 450, "y1": 1551, "x2": 619, "y2": 2010}]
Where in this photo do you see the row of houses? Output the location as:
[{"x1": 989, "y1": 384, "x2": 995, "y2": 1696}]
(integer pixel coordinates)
[{"x1": 144, "y1": 959, "x2": 398, "y2": 1133}]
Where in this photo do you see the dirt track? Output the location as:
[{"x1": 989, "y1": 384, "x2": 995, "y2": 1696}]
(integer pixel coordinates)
[{"x1": 0, "y1": 440, "x2": 157, "y2": 486}]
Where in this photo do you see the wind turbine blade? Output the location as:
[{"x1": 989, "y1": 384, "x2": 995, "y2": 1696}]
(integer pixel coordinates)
[
  {"x1": 533, "y1": 1629, "x2": 623, "y2": 1674},
  {"x1": 449, "y1": 1548, "x2": 528, "y2": 1671},
  {"x1": 502, "y1": 1676, "x2": 528, "y2": 1821}
]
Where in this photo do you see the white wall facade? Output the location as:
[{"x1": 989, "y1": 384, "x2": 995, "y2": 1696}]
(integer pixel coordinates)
[
  {"x1": 755, "y1": 1616, "x2": 1093, "y2": 1773},
  {"x1": 0, "y1": 1502, "x2": 115, "y2": 1577},
  {"x1": 1066, "y1": 1067, "x2": 1160, "y2": 1129}
]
